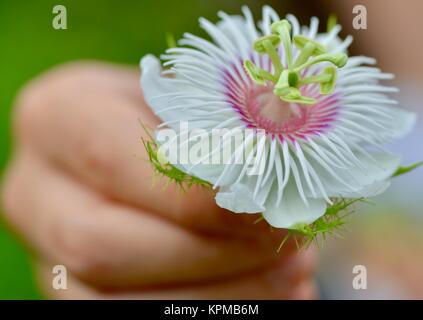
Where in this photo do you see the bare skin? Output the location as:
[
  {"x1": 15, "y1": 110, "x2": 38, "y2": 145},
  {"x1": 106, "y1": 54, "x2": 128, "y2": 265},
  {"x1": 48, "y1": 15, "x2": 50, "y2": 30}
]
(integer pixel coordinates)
[
  {"x1": 1, "y1": 62, "x2": 316, "y2": 299},
  {"x1": 333, "y1": 0, "x2": 423, "y2": 82}
]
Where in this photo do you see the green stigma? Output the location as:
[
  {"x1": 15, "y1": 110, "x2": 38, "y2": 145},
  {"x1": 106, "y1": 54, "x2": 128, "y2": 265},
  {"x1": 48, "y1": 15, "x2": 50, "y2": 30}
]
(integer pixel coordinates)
[{"x1": 243, "y1": 19, "x2": 348, "y2": 105}]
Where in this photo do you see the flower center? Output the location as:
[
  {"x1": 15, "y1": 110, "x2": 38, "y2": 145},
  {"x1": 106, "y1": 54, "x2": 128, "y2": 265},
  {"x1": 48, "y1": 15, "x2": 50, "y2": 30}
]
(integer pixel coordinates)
[
  {"x1": 256, "y1": 89, "x2": 301, "y2": 124},
  {"x1": 223, "y1": 66, "x2": 340, "y2": 140}
]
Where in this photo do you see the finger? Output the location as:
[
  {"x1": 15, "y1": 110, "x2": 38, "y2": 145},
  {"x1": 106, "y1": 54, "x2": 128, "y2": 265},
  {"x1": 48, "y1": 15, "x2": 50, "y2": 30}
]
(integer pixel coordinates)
[
  {"x1": 36, "y1": 249, "x2": 316, "y2": 299},
  {"x1": 14, "y1": 62, "x2": 273, "y2": 237},
  {"x1": 2, "y1": 150, "x2": 298, "y2": 288}
]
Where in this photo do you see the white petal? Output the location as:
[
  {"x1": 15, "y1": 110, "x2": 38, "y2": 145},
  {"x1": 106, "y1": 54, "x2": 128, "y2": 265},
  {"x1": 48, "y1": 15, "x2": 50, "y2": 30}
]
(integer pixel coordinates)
[
  {"x1": 216, "y1": 181, "x2": 265, "y2": 213},
  {"x1": 339, "y1": 180, "x2": 391, "y2": 198},
  {"x1": 305, "y1": 150, "x2": 400, "y2": 198},
  {"x1": 263, "y1": 181, "x2": 327, "y2": 228},
  {"x1": 386, "y1": 108, "x2": 416, "y2": 139},
  {"x1": 338, "y1": 152, "x2": 399, "y2": 186},
  {"x1": 140, "y1": 55, "x2": 188, "y2": 125},
  {"x1": 184, "y1": 162, "x2": 242, "y2": 187},
  {"x1": 141, "y1": 55, "x2": 230, "y2": 130},
  {"x1": 215, "y1": 171, "x2": 275, "y2": 214},
  {"x1": 216, "y1": 13, "x2": 253, "y2": 59}
]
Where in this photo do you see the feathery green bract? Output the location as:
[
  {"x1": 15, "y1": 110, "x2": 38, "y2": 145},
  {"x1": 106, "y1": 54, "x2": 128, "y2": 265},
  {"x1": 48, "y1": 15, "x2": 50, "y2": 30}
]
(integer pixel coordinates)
[
  {"x1": 392, "y1": 161, "x2": 423, "y2": 177},
  {"x1": 141, "y1": 124, "x2": 212, "y2": 191},
  {"x1": 276, "y1": 198, "x2": 365, "y2": 252}
]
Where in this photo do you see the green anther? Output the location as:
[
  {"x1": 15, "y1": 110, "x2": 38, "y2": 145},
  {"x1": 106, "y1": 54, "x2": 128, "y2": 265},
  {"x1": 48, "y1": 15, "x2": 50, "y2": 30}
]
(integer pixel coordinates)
[
  {"x1": 298, "y1": 67, "x2": 337, "y2": 94},
  {"x1": 319, "y1": 67, "x2": 337, "y2": 94},
  {"x1": 274, "y1": 69, "x2": 299, "y2": 96},
  {"x1": 274, "y1": 70, "x2": 289, "y2": 96},
  {"x1": 282, "y1": 88, "x2": 316, "y2": 105},
  {"x1": 293, "y1": 35, "x2": 326, "y2": 54},
  {"x1": 293, "y1": 35, "x2": 326, "y2": 67},
  {"x1": 243, "y1": 60, "x2": 276, "y2": 85},
  {"x1": 294, "y1": 42, "x2": 316, "y2": 68},
  {"x1": 297, "y1": 67, "x2": 334, "y2": 85},
  {"x1": 271, "y1": 20, "x2": 294, "y2": 68},
  {"x1": 270, "y1": 19, "x2": 291, "y2": 39},
  {"x1": 275, "y1": 80, "x2": 317, "y2": 105},
  {"x1": 244, "y1": 60, "x2": 265, "y2": 85},
  {"x1": 253, "y1": 35, "x2": 280, "y2": 53},
  {"x1": 253, "y1": 35, "x2": 283, "y2": 76},
  {"x1": 294, "y1": 52, "x2": 348, "y2": 72}
]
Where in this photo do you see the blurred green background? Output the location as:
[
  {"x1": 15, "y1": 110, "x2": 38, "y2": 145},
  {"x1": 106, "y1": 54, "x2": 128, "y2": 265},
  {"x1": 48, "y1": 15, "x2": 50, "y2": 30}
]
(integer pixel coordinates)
[{"x1": 0, "y1": 0, "x2": 269, "y2": 300}]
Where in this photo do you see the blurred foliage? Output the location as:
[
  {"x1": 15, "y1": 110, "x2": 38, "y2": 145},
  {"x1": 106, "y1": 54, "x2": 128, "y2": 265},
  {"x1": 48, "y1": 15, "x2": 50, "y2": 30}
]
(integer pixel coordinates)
[{"x1": 0, "y1": 0, "x2": 282, "y2": 300}]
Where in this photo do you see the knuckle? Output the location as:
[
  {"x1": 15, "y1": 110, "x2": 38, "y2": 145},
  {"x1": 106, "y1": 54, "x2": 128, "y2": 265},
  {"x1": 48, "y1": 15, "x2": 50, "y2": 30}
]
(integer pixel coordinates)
[
  {"x1": 1, "y1": 172, "x2": 18, "y2": 220},
  {"x1": 12, "y1": 61, "x2": 103, "y2": 138},
  {"x1": 0, "y1": 163, "x2": 26, "y2": 228},
  {"x1": 13, "y1": 79, "x2": 52, "y2": 139},
  {"x1": 79, "y1": 133, "x2": 118, "y2": 181},
  {"x1": 50, "y1": 209, "x2": 112, "y2": 282}
]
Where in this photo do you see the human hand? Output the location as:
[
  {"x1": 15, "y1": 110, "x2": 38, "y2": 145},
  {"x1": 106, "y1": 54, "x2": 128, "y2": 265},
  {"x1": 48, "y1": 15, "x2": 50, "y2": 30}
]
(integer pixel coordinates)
[{"x1": 1, "y1": 62, "x2": 316, "y2": 299}]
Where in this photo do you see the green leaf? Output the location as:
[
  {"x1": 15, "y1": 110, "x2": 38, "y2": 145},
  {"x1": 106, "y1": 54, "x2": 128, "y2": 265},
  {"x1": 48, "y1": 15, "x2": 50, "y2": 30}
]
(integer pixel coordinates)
[{"x1": 392, "y1": 161, "x2": 423, "y2": 177}]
